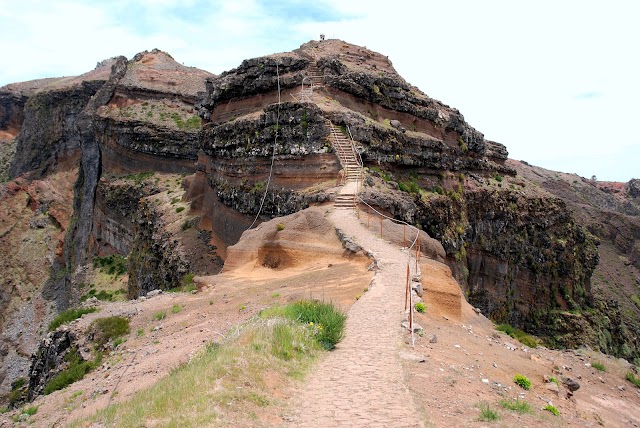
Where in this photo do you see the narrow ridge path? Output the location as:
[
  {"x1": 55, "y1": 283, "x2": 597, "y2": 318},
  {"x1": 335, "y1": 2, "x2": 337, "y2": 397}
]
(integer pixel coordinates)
[{"x1": 292, "y1": 208, "x2": 424, "y2": 428}]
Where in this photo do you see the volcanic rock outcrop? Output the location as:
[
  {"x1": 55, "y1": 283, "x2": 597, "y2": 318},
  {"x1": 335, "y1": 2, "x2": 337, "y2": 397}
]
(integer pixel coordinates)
[{"x1": 0, "y1": 38, "x2": 639, "y2": 404}]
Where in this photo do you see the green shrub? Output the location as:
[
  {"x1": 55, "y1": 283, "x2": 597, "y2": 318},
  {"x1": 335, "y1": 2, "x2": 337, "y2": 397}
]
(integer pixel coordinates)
[
  {"x1": 500, "y1": 398, "x2": 532, "y2": 414},
  {"x1": 43, "y1": 349, "x2": 99, "y2": 395},
  {"x1": 8, "y1": 377, "x2": 27, "y2": 405},
  {"x1": 170, "y1": 197, "x2": 180, "y2": 205},
  {"x1": 398, "y1": 179, "x2": 420, "y2": 194},
  {"x1": 0, "y1": 407, "x2": 8, "y2": 414},
  {"x1": 513, "y1": 374, "x2": 531, "y2": 390},
  {"x1": 176, "y1": 206, "x2": 185, "y2": 213},
  {"x1": 626, "y1": 371, "x2": 640, "y2": 388},
  {"x1": 457, "y1": 138, "x2": 469, "y2": 153},
  {"x1": 591, "y1": 361, "x2": 607, "y2": 372},
  {"x1": 88, "y1": 316, "x2": 130, "y2": 348},
  {"x1": 171, "y1": 304, "x2": 182, "y2": 314},
  {"x1": 543, "y1": 404, "x2": 559, "y2": 416},
  {"x1": 93, "y1": 254, "x2": 127, "y2": 278},
  {"x1": 549, "y1": 376, "x2": 559, "y2": 385},
  {"x1": 153, "y1": 312, "x2": 166, "y2": 321},
  {"x1": 261, "y1": 300, "x2": 346, "y2": 350},
  {"x1": 276, "y1": 223, "x2": 285, "y2": 231},
  {"x1": 22, "y1": 406, "x2": 38, "y2": 416},
  {"x1": 48, "y1": 307, "x2": 97, "y2": 331},
  {"x1": 181, "y1": 220, "x2": 192, "y2": 231},
  {"x1": 415, "y1": 302, "x2": 426, "y2": 313},
  {"x1": 494, "y1": 174, "x2": 503, "y2": 182},
  {"x1": 496, "y1": 324, "x2": 537, "y2": 348},
  {"x1": 478, "y1": 403, "x2": 499, "y2": 421}
]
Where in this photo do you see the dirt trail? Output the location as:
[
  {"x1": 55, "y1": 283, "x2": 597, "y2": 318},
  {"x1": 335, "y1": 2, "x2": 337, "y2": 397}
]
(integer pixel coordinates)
[{"x1": 292, "y1": 208, "x2": 423, "y2": 427}]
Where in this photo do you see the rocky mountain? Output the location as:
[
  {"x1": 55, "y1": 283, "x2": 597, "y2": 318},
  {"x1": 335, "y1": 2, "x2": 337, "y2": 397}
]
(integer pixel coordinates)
[{"x1": 0, "y1": 39, "x2": 638, "y2": 407}]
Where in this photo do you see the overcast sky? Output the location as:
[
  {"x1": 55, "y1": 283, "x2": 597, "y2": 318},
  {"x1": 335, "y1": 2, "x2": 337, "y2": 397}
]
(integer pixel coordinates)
[{"x1": 1, "y1": 0, "x2": 638, "y2": 181}]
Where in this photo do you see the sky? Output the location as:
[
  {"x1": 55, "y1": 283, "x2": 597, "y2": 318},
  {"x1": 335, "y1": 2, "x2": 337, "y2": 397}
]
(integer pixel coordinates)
[{"x1": 0, "y1": 0, "x2": 638, "y2": 181}]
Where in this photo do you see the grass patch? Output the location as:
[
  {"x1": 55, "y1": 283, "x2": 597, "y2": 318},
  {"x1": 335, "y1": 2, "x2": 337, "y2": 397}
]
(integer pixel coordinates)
[
  {"x1": 8, "y1": 378, "x2": 27, "y2": 406},
  {"x1": 176, "y1": 206, "x2": 185, "y2": 213},
  {"x1": 626, "y1": 371, "x2": 640, "y2": 388},
  {"x1": 169, "y1": 273, "x2": 196, "y2": 293},
  {"x1": 415, "y1": 302, "x2": 426, "y2": 313},
  {"x1": 370, "y1": 166, "x2": 393, "y2": 182},
  {"x1": 500, "y1": 398, "x2": 532, "y2": 414},
  {"x1": 153, "y1": 312, "x2": 166, "y2": 321},
  {"x1": 513, "y1": 374, "x2": 531, "y2": 390},
  {"x1": 543, "y1": 404, "x2": 559, "y2": 416},
  {"x1": 93, "y1": 254, "x2": 127, "y2": 278},
  {"x1": 171, "y1": 304, "x2": 182, "y2": 314},
  {"x1": 496, "y1": 324, "x2": 538, "y2": 348},
  {"x1": 260, "y1": 300, "x2": 346, "y2": 350},
  {"x1": 398, "y1": 178, "x2": 420, "y2": 194},
  {"x1": 478, "y1": 403, "x2": 499, "y2": 421},
  {"x1": 591, "y1": 361, "x2": 607, "y2": 372},
  {"x1": 68, "y1": 318, "x2": 320, "y2": 427},
  {"x1": 171, "y1": 113, "x2": 201, "y2": 130},
  {"x1": 43, "y1": 349, "x2": 100, "y2": 395},
  {"x1": 48, "y1": 307, "x2": 98, "y2": 331},
  {"x1": 81, "y1": 288, "x2": 126, "y2": 302},
  {"x1": 87, "y1": 316, "x2": 130, "y2": 348}
]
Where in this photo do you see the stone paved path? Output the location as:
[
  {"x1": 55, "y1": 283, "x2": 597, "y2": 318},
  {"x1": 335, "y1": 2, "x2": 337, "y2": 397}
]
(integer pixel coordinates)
[{"x1": 292, "y1": 209, "x2": 424, "y2": 427}]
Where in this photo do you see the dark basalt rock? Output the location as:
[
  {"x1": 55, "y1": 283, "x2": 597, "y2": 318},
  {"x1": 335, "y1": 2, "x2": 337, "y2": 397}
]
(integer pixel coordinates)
[
  {"x1": 319, "y1": 57, "x2": 485, "y2": 153},
  {"x1": 201, "y1": 102, "x2": 329, "y2": 158},
  {"x1": 26, "y1": 328, "x2": 75, "y2": 401},
  {"x1": 127, "y1": 199, "x2": 189, "y2": 298},
  {"x1": 629, "y1": 179, "x2": 640, "y2": 198},
  {"x1": 9, "y1": 81, "x2": 105, "y2": 178},
  {"x1": 196, "y1": 55, "x2": 308, "y2": 119}
]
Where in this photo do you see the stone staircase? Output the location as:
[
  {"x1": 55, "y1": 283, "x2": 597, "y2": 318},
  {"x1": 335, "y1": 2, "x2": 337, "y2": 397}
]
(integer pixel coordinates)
[
  {"x1": 327, "y1": 121, "x2": 363, "y2": 210},
  {"x1": 307, "y1": 63, "x2": 324, "y2": 86}
]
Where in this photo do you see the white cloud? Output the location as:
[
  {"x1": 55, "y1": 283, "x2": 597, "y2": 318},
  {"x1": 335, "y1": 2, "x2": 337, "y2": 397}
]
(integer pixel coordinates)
[{"x1": 0, "y1": 0, "x2": 638, "y2": 181}]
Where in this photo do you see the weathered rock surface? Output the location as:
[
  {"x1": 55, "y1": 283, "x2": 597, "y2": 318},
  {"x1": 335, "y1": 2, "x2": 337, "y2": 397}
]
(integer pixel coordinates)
[
  {"x1": 1, "y1": 38, "x2": 639, "y2": 408},
  {"x1": 26, "y1": 328, "x2": 75, "y2": 401}
]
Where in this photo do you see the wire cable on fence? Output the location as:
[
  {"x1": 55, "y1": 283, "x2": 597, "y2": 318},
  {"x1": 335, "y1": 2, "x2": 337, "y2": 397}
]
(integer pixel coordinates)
[{"x1": 355, "y1": 194, "x2": 422, "y2": 346}]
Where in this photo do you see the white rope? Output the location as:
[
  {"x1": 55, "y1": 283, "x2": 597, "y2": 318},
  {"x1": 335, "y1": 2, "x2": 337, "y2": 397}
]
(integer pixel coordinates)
[
  {"x1": 216, "y1": 62, "x2": 282, "y2": 275},
  {"x1": 247, "y1": 61, "x2": 281, "y2": 230}
]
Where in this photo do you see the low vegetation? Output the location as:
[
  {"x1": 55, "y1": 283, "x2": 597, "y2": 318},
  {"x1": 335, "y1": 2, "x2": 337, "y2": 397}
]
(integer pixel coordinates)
[
  {"x1": 478, "y1": 403, "x2": 499, "y2": 421},
  {"x1": 513, "y1": 374, "x2": 531, "y2": 390},
  {"x1": 93, "y1": 254, "x2": 127, "y2": 278},
  {"x1": 591, "y1": 361, "x2": 607, "y2": 372},
  {"x1": 415, "y1": 302, "x2": 426, "y2": 313},
  {"x1": 500, "y1": 398, "x2": 532, "y2": 414},
  {"x1": 48, "y1": 307, "x2": 98, "y2": 331},
  {"x1": 87, "y1": 316, "x2": 130, "y2": 348},
  {"x1": 8, "y1": 378, "x2": 27, "y2": 406},
  {"x1": 70, "y1": 311, "x2": 329, "y2": 427},
  {"x1": 543, "y1": 404, "x2": 559, "y2": 416},
  {"x1": 496, "y1": 324, "x2": 538, "y2": 348},
  {"x1": 626, "y1": 371, "x2": 640, "y2": 388},
  {"x1": 169, "y1": 273, "x2": 196, "y2": 293},
  {"x1": 43, "y1": 349, "x2": 100, "y2": 395},
  {"x1": 260, "y1": 300, "x2": 347, "y2": 350}
]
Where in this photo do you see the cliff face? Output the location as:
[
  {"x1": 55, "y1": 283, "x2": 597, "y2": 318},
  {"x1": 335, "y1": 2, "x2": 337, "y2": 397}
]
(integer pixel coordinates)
[{"x1": 1, "y1": 39, "x2": 639, "y2": 404}]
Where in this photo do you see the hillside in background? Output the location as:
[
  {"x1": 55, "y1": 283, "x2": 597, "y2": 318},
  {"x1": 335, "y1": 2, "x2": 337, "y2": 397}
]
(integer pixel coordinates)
[{"x1": 0, "y1": 39, "x2": 638, "y2": 426}]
